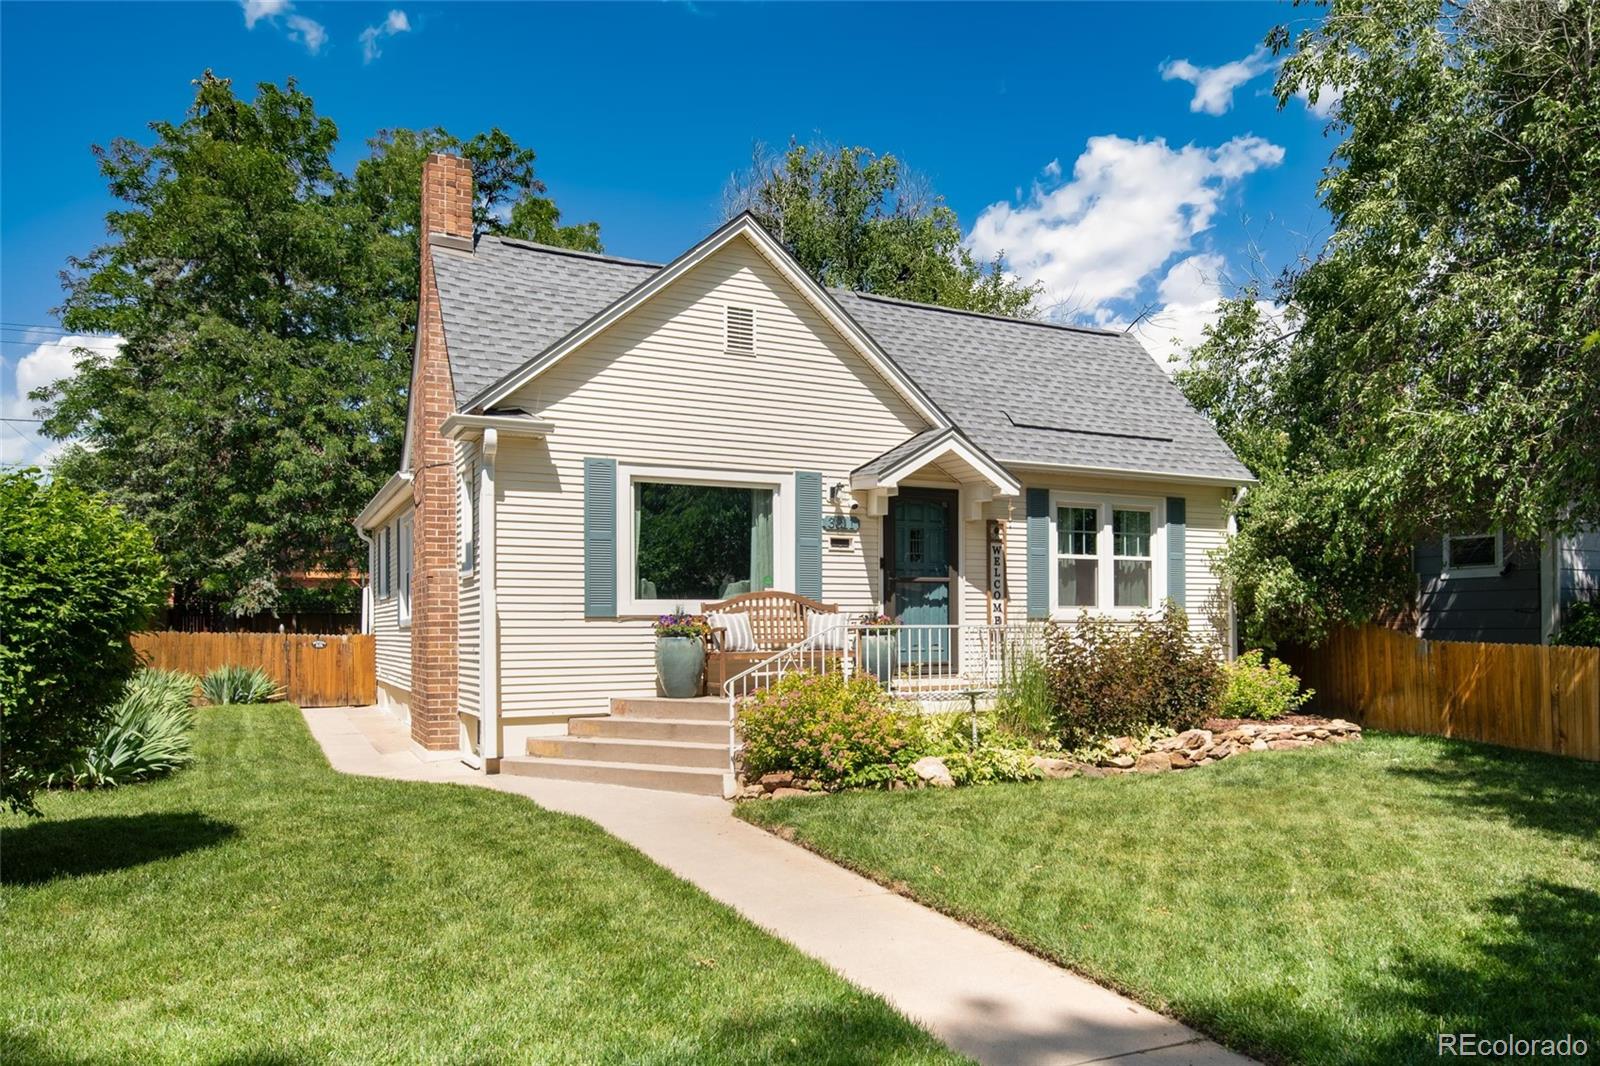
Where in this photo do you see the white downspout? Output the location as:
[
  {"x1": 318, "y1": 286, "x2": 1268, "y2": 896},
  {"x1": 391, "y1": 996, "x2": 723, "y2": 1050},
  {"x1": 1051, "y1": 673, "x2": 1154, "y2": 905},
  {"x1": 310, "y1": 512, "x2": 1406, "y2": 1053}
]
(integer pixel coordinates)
[
  {"x1": 479, "y1": 427, "x2": 501, "y2": 772},
  {"x1": 356, "y1": 528, "x2": 374, "y2": 634},
  {"x1": 1226, "y1": 485, "x2": 1246, "y2": 661}
]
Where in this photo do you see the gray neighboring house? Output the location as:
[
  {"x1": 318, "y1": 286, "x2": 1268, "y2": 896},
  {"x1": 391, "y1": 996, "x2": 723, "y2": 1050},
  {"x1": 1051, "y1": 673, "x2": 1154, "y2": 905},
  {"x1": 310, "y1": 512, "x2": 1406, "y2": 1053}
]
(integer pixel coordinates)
[{"x1": 1415, "y1": 528, "x2": 1600, "y2": 644}]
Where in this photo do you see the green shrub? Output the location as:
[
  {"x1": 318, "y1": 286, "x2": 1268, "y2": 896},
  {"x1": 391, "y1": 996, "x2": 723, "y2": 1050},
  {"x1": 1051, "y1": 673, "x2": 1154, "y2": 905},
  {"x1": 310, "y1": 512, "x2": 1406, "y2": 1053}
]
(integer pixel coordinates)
[
  {"x1": 1043, "y1": 606, "x2": 1224, "y2": 748},
  {"x1": 200, "y1": 665, "x2": 284, "y2": 706},
  {"x1": 1218, "y1": 650, "x2": 1314, "y2": 720},
  {"x1": 0, "y1": 469, "x2": 167, "y2": 815},
  {"x1": 994, "y1": 650, "x2": 1054, "y2": 742},
  {"x1": 1553, "y1": 599, "x2": 1600, "y2": 648},
  {"x1": 921, "y1": 711, "x2": 1043, "y2": 785},
  {"x1": 52, "y1": 669, "x2": 197, "y2": 788},
  {"x1": 738, "y1": 671, "x2": 924, "y2": 788}
]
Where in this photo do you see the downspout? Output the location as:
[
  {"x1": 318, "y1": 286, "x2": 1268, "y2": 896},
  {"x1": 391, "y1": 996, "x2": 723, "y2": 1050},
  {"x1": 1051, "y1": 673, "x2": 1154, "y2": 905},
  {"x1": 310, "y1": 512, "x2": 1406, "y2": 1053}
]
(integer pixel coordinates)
[
  {"x1": 356, "y1": 528, "x2": 374, "y2": 634},
  {"x1": 479, "y1": 427, "x2": 501, "y2": 773},
  {"x1": 1226, "y1": 485, "x2": 1247, "y2": 661}
]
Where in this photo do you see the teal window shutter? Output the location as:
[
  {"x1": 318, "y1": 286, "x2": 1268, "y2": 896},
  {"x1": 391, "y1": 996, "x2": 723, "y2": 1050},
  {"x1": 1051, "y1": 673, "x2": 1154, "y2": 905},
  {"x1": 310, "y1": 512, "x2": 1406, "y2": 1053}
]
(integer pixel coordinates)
[
  {"x1": 584, "y1": 458, "x2": 618, "y2": 617},
  {"x1": 1026, "y1": 488, "x2": 1049, "y2": 619},
  {"x1": 794, "y1": 471, "x2": 823, "y2": 600},
  {"x1": 1166, "y1": 496, "x2": 1187, "y2": 608}
]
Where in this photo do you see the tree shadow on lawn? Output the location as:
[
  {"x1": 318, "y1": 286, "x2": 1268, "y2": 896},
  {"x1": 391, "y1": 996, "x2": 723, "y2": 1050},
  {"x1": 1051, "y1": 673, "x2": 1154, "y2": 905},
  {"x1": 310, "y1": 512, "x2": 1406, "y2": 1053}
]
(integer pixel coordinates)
[
  {"x1": 1385, "y1": 737, "x2": 1600, "y2": 840},
  {"x1": 1, "y1": 1031, "x2": 312, "y2": 1065},
  {"x1": 632, "y1": 1000, "x2": 962, "y2": 1066},
  {"x1": 1, "y1": 811, "x2": 237, "y2": 887},
  {"x1": 1354, "y1": 879, "x2": 1598, "y2": 1065}
]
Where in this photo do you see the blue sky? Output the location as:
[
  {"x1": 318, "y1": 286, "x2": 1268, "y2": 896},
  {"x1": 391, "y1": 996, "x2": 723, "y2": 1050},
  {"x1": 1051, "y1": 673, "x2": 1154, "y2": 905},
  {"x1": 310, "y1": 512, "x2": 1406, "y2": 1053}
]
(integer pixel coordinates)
[{"x1": 0, "y1": 1, "x2": 1339, "y2": 465}]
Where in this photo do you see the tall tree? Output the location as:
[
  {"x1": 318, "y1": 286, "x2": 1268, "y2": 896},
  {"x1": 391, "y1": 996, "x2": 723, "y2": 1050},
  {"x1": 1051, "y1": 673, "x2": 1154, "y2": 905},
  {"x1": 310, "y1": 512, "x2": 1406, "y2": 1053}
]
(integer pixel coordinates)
[
  {"x1": 38, "y1": 73, "x2": 600, "y2": 617},
  {"x1": 725, "y1": 140, "x2": 1038, "y2": 317},
  {"x1": 1179, "y1": 0, "x2": 1600, "y2": 647}
]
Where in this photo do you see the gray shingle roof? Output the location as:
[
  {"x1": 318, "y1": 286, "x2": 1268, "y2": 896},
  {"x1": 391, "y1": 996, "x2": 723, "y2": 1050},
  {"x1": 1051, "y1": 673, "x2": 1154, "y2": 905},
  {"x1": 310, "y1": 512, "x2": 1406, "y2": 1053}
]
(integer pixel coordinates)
[
  {"x1": 431, "y1": 236, "x2": 1252, "y2": 483},
  {"x1": 833, "y1": 291, "x2": 1253, "y2": 482},
  {"x1": 853, "y1": 427, "x2": 955, "y2": 480},
  {"x1": 432, "y1": 236, "x2": 657, "y2": 406}
]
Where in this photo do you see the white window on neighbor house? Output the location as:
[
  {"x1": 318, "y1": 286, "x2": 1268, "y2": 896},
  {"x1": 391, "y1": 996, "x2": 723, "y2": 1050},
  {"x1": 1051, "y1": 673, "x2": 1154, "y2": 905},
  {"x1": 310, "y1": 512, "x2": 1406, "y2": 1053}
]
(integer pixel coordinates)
[
  {"x1": 1050, "y1": 495, "x2": 1166, "y2": 617},
  {"x1": 1443, "y1": 531, "x2": 1503, "y2": 577},
  {"x1": 618, "y1": 466, "x2": 792, "y2": 614},
  {"x1": 397, "y1": 513, "x2": 414, "y2": 625}
]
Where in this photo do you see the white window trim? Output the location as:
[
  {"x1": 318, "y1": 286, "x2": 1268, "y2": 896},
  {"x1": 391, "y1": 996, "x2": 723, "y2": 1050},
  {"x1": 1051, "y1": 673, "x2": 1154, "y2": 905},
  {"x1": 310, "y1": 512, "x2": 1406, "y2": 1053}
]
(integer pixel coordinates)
[
  {"x1": 1442, "y1": 531, "x2": 1504, "y2": 578},
  {"x1": 617, "y1": 464, "x2": 794, "y2": 616},
  {"x1": 1047, "y1": 492, "x2": 1167, "y2": 619},
  {"x1": 397, "y1": 513, "x2": 414, "y2": 627}
]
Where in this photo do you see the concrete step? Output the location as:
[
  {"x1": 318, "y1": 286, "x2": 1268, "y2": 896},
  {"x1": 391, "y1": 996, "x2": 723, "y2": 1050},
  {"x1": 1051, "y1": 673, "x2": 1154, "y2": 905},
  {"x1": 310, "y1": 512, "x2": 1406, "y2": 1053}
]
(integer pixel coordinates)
[
  {"x1": 501, "y1": 755, "x2": 733, "y2": 797},
  {"x1": 527, "y1": 735, "x2": 729, "y2": 769},
  {"x1": 610, "y1": 696, "x2": 729, "y2": 722},
  {"x1": 571, "y1": 716, "x2": 728, "y2": 744}
]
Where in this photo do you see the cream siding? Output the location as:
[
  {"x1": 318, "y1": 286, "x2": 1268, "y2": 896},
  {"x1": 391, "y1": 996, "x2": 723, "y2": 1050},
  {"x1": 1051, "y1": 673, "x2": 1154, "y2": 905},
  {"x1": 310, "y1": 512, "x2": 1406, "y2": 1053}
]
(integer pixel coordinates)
[
  {"x1": 998, "y1": 473, "x2": 1234, "y2": 647},
  {"x1": 457, "y1": 441, "x2": 481, "y2": 716},
  {"x1": 372, "y1": 507, "x2": 413, "y2": 693},
  {"x1": 493, "y1": 237, "x2": 931, "y2": 719}
]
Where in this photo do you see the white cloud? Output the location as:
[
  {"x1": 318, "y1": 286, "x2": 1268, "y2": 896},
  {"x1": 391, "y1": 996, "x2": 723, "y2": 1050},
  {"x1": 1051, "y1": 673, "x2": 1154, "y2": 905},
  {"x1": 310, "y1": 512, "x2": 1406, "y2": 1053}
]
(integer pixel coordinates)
[
  {"x1": 1041, "y1": 158, "x2": 1061, "y2": 180},
  {"x1": 239, "y1": 0, "x2": 326, "y2": 56},
  {"x1": 0, "y1": 333, "x2": 121, "y2": 467},
  {"x1": 241, "y1": 0, "x2": 289, "y2": 29},
  {"x1": 967, "y1": 134, "x2": 1284, "y2": 316},
  {"x1": 1296, "y1": 82, "x2": 1344, "y2": 118},
  {"x1": 1160, "y1": 46, "x2": 1274, "y2": 116},
  {"x1": 360, "y1": 9, "x2": 412, "y2": 63}
]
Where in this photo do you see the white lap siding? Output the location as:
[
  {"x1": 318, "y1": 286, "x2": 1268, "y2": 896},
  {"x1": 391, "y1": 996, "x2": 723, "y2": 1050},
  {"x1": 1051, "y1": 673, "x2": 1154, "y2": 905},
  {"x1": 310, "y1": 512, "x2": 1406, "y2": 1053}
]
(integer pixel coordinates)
[{"x1": 492, "y1": 238, "x2": 931, "y2": 721}]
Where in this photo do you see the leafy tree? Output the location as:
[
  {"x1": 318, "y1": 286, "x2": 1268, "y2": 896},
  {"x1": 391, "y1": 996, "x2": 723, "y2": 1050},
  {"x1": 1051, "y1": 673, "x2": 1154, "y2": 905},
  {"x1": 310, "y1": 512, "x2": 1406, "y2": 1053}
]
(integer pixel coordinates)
[
  {"x1": 37, "y1": 73, "x2": 599, "y2": 617},
  {"x1": 0, "y1": 469, "x2": 166, "y2": 815},
  {"x1": 725, "y1": 140, "x2": 1038, "y2": 316},
  {"x1": 1180, "y1": 0, "x2": 1600, "y2": 647}
]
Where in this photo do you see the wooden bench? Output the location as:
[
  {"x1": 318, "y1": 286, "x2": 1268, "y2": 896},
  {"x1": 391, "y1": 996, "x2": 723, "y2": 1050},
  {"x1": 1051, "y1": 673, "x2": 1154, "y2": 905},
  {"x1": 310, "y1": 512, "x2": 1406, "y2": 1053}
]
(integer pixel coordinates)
[{"x1": 702, "y1": 590, "x2": 840, "y2": 695}]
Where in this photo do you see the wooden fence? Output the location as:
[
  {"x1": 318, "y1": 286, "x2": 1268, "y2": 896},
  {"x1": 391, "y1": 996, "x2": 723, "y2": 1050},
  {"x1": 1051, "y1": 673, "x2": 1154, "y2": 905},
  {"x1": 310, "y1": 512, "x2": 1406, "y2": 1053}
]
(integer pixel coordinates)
[
  {"x1": 131, "y1": 632, "x2": 375, "y2": 708},
  {"x1": 1284, "y1": 626, "x2": 1600, "y2": 761}
]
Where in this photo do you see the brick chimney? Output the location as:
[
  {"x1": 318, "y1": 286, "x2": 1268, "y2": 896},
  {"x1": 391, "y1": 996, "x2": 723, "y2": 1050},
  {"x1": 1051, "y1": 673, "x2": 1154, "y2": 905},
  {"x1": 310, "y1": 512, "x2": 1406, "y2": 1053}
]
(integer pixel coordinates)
[{"x1": 409, "y1": 153, "x2": 473, "y2": 751}]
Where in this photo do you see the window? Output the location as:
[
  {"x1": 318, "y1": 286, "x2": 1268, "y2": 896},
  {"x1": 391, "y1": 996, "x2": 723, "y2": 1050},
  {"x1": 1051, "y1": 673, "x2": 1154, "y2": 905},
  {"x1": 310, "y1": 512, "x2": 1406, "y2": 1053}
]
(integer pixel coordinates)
[
  {"x1": 634, "y1": 481, "x2": 774, "y2": 601},
  {"x1": 1443, "y1": 531, "x2": 1502, "y2": 576},
  {"x1": 1056, "y1": 505, "x2": 1098, "y2": 607},
  {"x1": 378, "y1": 526, "x2": 391, "y2": 599},
  {"x1": 1049, "y1": 494, "x2": 1165, "y2": 616},
  {"x1": 725, "y1": 305, "x2": 756, "y2": 356},
  {"x1": 397, "y1": 514, "x2": 413, "y2": 624},
  {"x1": 1112, "y1": 508, "x2": 1154, "y2": 608}
]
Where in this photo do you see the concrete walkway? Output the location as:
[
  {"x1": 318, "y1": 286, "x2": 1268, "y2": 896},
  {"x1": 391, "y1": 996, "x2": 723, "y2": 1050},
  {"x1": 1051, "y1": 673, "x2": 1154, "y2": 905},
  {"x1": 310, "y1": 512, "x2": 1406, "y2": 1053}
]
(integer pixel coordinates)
[{"x1": 304, "y1": 706, "x2": 1254, "y2": 1066}]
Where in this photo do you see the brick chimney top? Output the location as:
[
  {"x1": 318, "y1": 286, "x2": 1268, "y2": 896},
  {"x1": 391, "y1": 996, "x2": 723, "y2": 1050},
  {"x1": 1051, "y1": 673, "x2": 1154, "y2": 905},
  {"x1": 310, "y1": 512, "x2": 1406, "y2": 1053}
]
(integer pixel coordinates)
[{"x1": 422, "y1": 153, "x2": 474, "y2": 244}]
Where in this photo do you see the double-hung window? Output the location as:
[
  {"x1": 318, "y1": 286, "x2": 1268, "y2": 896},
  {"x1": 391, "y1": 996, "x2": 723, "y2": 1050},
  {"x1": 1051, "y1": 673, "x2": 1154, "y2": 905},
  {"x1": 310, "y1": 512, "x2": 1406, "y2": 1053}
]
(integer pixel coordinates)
[
  {"x1": 1051, "y1": 495, "x2": 1164, "y2": 616},
  {"x1": 621, "y1": 467, "x2": 790, "y2": 613}
]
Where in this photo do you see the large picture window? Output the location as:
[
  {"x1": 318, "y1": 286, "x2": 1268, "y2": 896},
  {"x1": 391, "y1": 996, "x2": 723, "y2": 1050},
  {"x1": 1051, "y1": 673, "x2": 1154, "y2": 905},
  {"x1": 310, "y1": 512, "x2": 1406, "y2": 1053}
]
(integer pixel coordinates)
[
  {"x1": 1050, "y1": 495, "x2": 1164, "y2": 616},
  {"x1": 634, "y1": 481, "x2": 775, "y2": 601}
]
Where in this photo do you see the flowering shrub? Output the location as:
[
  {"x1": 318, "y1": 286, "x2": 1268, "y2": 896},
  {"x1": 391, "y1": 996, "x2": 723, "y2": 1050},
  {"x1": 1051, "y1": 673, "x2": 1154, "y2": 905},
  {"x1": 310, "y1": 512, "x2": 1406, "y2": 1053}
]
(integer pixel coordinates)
[
  {"x1": 856, "y1": 612, "x2": 898, "y2": 634},
  {"x1": 738, "y1": 671, "x2": 924, "y2": 787},
  {"x1": 921, "y1": 711, "x2": 1043, "y2": 785},
  {"x1": 1218, "y1": 650, "x2": 1314, "y2": 720},
  {"x1": 1043, "y1": 606, "x2": 1223, "y2": 747},
  {"x1": 653, "y1": 611, "x2": 709, "y2": 639}
]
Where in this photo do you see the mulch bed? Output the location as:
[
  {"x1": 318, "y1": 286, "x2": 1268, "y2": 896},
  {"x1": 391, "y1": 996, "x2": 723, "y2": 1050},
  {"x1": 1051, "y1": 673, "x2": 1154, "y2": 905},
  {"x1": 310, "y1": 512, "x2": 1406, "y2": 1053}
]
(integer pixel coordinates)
[{"x1": 1200, "y1": 713, "x2": 1350, "y2": 732}]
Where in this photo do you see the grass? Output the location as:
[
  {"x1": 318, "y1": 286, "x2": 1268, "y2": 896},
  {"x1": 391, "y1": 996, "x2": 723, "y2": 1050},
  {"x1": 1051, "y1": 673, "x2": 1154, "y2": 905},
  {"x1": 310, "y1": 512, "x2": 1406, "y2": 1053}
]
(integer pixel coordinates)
[
  {"x1": 739, "y1": 733, "x2": 1600, "y2": 1065},
  {"x1": 2, "y1": 704, "x2": 965, "y2": 1065}
]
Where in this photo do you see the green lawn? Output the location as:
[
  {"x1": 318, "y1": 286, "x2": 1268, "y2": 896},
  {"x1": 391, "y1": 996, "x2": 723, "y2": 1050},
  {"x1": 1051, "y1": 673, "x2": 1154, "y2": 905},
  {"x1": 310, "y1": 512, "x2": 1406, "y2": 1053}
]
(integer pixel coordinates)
[
  {"x1": 739, "y1": 733, "x2": 1600, "y2": 1066},
  {"x1": 2, "y1": 704, "x2": 964, "y2": 1065}
]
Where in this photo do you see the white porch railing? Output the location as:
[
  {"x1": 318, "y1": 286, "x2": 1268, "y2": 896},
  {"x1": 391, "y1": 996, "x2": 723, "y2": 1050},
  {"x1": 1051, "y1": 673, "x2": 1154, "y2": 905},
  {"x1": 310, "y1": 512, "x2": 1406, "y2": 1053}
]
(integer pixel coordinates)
[{"x1": 721, "y1": 622, "x2": 1050, "y2": 774}]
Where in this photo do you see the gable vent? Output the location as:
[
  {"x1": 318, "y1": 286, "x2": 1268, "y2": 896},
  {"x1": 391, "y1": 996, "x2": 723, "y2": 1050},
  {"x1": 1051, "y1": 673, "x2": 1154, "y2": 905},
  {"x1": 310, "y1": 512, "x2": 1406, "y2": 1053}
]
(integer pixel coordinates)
[{"x1": 725, "y1": 305, "x2": 756, "y2": 356}]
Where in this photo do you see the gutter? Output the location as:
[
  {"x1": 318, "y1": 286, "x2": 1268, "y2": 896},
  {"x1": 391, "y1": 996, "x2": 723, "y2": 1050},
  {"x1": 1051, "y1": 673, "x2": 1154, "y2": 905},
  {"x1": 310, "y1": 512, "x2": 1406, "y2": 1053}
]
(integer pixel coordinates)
[{"x1": 479, "y1": 427, "x2": 501, "y2": 772}]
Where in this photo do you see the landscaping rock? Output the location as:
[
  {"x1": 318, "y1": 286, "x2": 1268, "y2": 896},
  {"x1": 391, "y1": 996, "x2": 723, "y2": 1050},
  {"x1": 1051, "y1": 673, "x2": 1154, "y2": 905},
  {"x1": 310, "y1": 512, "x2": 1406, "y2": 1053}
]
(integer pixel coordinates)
[
  {"x1": 1107, "y1": 754, "x2": 1136, "y2": 769},
  {"x1": 758, "y1": 771, "x2": 795, "y2": 791},
  {"x1": 912, "y1": 756, "x2": 955, "y2": 788},
  {"x1": 1267, "y1": 739, "x2": 1308, "y2": 751},
  {"x1": 1250, "y1": 739, "x2": 1270, "y2": 752},
  {"x1": 1109, "y1": 736, "x2": 1137, "y2": 754},
  {"x1": 735, "y1": 784, "x2": 764, "y2": 799},
  {"x1": 1134, "y1": 752, "x2": 1173, "y2": 773},
  {"x1": 1178, "y1": 728, "x2": 1214, "y2": 750},
  {"x1": 1168, "y1": 751, "x2": 1195, "y2": 770},
  {"x1": 770, "y1": 787, "x2": 820, "y2": 799},
  {"x1": 1075, "y1": 763, "x2": 1109, "y2": 778},
  {"x1": 1030, "y1": 756, "x2": 1079, "y2": 779}
]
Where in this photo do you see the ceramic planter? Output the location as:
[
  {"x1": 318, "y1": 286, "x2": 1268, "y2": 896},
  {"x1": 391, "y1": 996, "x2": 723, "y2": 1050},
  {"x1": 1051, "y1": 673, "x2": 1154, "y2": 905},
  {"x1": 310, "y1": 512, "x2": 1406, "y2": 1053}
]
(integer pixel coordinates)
[
  {"x1": 857, "y1": 633, "x2": 898, "y2": 686},
  {"x1": 656, "y1": 635, "x2": 706, "y2": 698}
]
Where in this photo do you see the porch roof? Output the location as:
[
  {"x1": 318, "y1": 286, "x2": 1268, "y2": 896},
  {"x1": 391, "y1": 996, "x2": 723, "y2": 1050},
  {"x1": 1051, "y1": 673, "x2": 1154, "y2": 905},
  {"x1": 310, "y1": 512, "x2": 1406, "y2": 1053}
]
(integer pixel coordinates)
[{"x1": 852, "y1": 427, "x2": 1022, "y2": 497}]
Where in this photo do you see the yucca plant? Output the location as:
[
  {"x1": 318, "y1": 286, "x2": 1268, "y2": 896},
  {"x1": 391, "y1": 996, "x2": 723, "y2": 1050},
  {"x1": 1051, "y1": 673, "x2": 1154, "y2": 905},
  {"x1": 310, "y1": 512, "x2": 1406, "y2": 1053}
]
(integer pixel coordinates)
[
  {"x1": 52, "y1": 669, "x2": 198, "y2": 789},
  {"x1": 200, "y1": 665, "x2": 284, "y2": 706}
]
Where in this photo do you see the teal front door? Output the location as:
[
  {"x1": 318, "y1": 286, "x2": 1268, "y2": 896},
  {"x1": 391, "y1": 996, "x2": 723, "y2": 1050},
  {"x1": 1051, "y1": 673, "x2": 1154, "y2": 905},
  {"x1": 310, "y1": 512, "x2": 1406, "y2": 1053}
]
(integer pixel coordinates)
[{"x1": 888, "y1": 491, "x2": 955, "y2": 669}]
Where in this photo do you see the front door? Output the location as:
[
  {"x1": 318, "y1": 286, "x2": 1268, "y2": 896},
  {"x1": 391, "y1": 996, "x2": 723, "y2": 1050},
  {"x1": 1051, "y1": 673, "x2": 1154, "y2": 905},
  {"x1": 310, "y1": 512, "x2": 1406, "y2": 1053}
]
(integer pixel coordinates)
[{"x1": 886, "y1": 490, "x2": 957, "y2": 669}]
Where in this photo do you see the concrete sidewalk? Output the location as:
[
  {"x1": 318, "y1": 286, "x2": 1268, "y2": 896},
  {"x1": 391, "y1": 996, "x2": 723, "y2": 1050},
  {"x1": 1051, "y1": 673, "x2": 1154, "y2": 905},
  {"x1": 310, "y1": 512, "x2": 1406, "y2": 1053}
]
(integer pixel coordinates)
[{"x1": 303, "y1": 705, "x2": 1254, "y2": 1066}]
